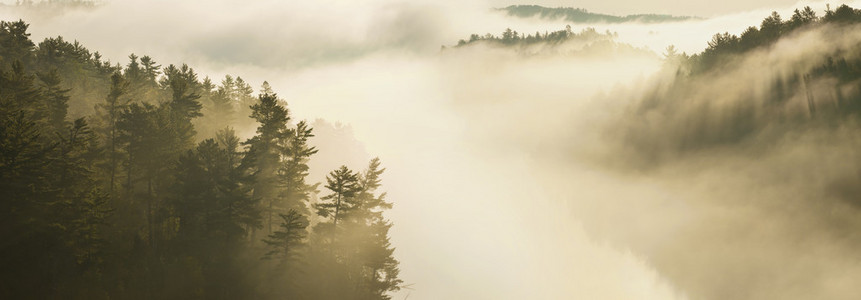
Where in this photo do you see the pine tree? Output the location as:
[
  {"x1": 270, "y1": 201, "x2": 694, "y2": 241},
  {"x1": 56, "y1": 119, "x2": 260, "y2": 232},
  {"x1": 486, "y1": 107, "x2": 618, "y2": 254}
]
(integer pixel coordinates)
[
  {"x1": 310, "y1": 161, "x2": 401, "y2": 300},
  {"x1": 0, "y1": 20, "x2": 36, "y2": 65},
  {"x1": 125, "y1": 54, "x2": 143, "y2": 83},
  {"x1": 36, "y1": 69, "x2": 70, "y2": 133},
  {"x1": 260, "y1": 80, "x2": 274, "y2": 95},
  {"x1": 263, "y1": 209, "x2": 308, "y2": 264},
  {"x1": 116, "y1": 102, "x2": 162, "y2": 250},
  {"x1": 0, "y1": 61, "x2": 111, "y2": 298},
  {"x1": 139, "y1": 55, "x2": 160, "y2": 84},
  {"x1": 0, "y1": 61, "x2": 40, "y2": 116},
  {"x1": 314, "y1": 165, "x2": 361, "y2": 231},
  {"x1": 198, "y1": 77, "x2": 234, "y2": 139},
  {"x1": 244, "y1": 93, "x2": 292, "y2": 234},
  {"x1": 345, "y1": 158, "x2": 401, "y2": 300},
  {"x1": 171, "y1": 133, "x2": 261, "y2": 297},
  {"x1": 280, "y1": 120, "x2": 318, "y2": 215},
  {"x1": 173, "y1": 129, "x2": 260, "y2": 252},
  {"x1": 261, "y1": 209, "x2": 309, "y2": 299},
  {"x1": 93, "y1": 72, "x2": 129, "y2": 194},
  {"x1": 234, "y1": 76, "x2": 256, "y2": 130},
  {"x1": 0, "y1": 19, "x2": 410, "y2": 299}
]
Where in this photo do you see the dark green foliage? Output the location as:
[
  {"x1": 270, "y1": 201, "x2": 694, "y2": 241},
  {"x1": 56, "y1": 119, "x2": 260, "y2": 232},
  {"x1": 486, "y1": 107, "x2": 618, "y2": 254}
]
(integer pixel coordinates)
[
  {"x1": 92, "y1": 72, "x2": 129, "y2": 194},
  {"x1": 167, "y1": 134, "x2": 260, "y2": 299},
  {"x1": 34, "y1": 36, "x2": 116, "y2": 117},
  {"x1": 0, "y1": 19, "x2": 400, "y2": 300},
  {"x1": 500, "y1": 5, "x2": 696, "y2": 24},
  {"x1": 37, "y1": 69, "x2": 71, "y2": 132},
  {"x1": 0, "y1": 20, "x2": 35, "y2": 65},
  {"x1": 0, "y1": 52, "x2": 110, "y2": 298}
]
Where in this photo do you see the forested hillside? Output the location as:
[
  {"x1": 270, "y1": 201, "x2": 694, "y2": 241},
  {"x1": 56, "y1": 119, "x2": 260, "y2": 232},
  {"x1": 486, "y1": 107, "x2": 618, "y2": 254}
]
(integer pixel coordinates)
[
  {"x1": 448, "y1": 26, "x2": 654, "y2": 58},
  {"x1": 0, "y1": 20, "x2": 401, "y2": 299},
  {"x1": 7, "y1": 2, "x2": 861, "y2": 300},
  {"x1": 453, "y1": 26, "x2": 616, "y2": 47},
  {"x1": 499, "y1": 5, "x2": 696, "y2": 24},
  {"x1": 622, "y1": 4, "x2": 861, "y2": 164},
  {"x1": 580, "y1": 6, "x2": 861, "y2": 299}
]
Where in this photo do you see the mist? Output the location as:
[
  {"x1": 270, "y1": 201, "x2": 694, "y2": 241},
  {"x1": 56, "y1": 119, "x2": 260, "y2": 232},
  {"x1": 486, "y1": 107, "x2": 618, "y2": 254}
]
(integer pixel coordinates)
[{"x1": 3, "y1": 0, "x2": 861, "y2": 299}]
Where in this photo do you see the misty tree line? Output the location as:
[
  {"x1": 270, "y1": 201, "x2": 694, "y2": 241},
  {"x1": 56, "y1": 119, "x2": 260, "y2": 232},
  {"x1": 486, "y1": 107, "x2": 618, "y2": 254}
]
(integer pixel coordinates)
[
  {"x1": 620, "y1": 4, "x2": 861, "y2": 164},
  {"x1": 447, "y1": 25, "x2": 656, "y2": 61},
  {"x1": 450, "y1": 4, "x2": 861, "y2": 165},
  {"x1": 666, "y1": 4, "x2": 861, "y2": 115},
  {"x1": 673, "y1": 5, "x2": 861, "y2": 74},
  {"x1": 0, "y1": 20, "x2": 401, "y2": 299},
  {"x1": 453, "y1": 26, "x2": 618, "y2": 47},
  {"x1": 499, "y1": 5, "x2": 695, "y2": 24}
]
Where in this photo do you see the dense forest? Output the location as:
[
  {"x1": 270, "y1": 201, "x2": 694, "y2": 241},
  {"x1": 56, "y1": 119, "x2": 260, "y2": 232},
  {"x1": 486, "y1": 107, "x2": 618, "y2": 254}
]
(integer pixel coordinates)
[
  {"x1": 676, "y1": 5, "x2": 858, "y2": 74},
  {"x1": 453, "y1": 26, "x2": 617, "y2": 47},
  {"x1": 499, "y1": 5, "x2": 696, "y2": 24},
  {"x1": 0, "y1": 19, "x2": 401, "y2": 299},
  {"x1": 448, "y1": 26, "x2": 655, "y2": 59},
  {"x1": 457, "y1": 4, "x2": 861, "y2": 164},
  {"x1": 8, "y1": 2, "x2": 861, "y2": 299},
  {"x1": 622, "y1": 4, "x2": 861, "y2": 164}
]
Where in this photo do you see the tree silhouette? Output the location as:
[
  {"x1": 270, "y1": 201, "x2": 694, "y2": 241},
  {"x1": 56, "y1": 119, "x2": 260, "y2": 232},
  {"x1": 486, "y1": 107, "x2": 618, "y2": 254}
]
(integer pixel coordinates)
[{"x1": 0, "y1": 18, "x2": 402, "y2": 299}]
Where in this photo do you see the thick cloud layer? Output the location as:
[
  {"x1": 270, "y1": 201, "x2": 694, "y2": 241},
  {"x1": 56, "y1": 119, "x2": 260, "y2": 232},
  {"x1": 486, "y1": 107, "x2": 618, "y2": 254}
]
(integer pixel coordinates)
[{"x1": 4, "y1": 1, "x2": 861, "y2": 299}]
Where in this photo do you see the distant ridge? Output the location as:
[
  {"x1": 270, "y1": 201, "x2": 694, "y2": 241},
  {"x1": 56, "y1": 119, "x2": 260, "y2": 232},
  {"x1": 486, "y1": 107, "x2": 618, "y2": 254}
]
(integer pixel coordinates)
[{"x1": 499, "y1": 5, "x2": 699, "y2": 23}]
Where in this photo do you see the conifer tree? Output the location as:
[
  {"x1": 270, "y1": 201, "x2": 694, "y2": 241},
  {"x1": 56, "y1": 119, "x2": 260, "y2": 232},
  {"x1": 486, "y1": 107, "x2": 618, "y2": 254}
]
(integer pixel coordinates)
[
  {"x1": 0, "y1": 20, "x2": 35, "y2": 65},
  {"x1": 280, "y1": 120, "x2": 318, "y2": 215},
  {"x1": 0, "y1": 19, "x2": 414, "y2": 299},
  {"x1": 36, "y1": 69, "x2": 70, "y2": 132},
  {"x1": 245, "y1": 93, "x2": 292, "y2": 234},
  {"x1": 260, "y1": 80, "x2": 274, "y2": 95},
  {"x1": 345, "y1": 158, "x2": 401, "y2": 300},
  {"x1": 93, "y1": 72, "x2": 129, "y2": 194},
  {"x1": 263, "y1": 209, "x2": 308, "y2": 265},
  {"x1": 315, "y1": 165, "x2": 361, "y2": 230},
  {"x1": 261, "y1": 209, "x2": 309, "y2": 299}
]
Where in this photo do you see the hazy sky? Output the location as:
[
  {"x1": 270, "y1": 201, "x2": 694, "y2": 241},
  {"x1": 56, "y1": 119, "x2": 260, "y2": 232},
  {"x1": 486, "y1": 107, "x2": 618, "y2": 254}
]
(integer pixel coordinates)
[
  {"x1": 0, "y1": 0, "x2": 824, "y2": 16},
  {"x1": 3, "y1": 1, "x2": 861, "y2": 299}
]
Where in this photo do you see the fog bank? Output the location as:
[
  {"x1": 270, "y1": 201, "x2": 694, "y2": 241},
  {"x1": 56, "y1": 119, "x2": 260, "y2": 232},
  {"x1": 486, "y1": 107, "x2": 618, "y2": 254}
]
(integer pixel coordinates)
[{"x1": 4, "y1": 1, "x2": 861, "y2": 299}]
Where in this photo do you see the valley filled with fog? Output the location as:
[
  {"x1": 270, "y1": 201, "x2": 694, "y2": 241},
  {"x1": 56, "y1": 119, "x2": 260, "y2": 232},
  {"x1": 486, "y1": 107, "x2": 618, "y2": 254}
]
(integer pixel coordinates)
[{"x1": 3, "y1": 1, "x2": 861, "y2": 299}]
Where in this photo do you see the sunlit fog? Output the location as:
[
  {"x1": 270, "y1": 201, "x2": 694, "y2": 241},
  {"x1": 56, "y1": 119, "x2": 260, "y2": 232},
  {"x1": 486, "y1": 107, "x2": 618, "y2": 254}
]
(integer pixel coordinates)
[{"x1": 2, "y1": 0, "x2": 861, "y2": 299}]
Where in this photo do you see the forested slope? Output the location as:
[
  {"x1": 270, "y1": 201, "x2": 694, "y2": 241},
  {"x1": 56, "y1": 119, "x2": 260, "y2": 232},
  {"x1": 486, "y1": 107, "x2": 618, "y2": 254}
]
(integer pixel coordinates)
[
  {"x1": 0, "y1": 20, "x2": 401, "y2": 299},
  {"x1": 451, "y1": 6, "x2": 861, "y2": 299},
  {"x1": 499, "y1": 5, "x2": 696, "y2": 24},
  {"x1": 595, "y1": 5, "x2": 861, "y2": 299},
  {"x1": 623, "y1": 4, "x2": 861, "y2": 163},
  {"x1": 448, "y1": 26, "x2": 655, "y2": 59}
]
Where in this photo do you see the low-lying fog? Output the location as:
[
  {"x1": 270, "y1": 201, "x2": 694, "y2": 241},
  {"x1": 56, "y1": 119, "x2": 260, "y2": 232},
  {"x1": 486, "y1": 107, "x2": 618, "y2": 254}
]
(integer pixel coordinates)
[{"x1": 4, "y1": 0, "x2": 861, "y2": 299}]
